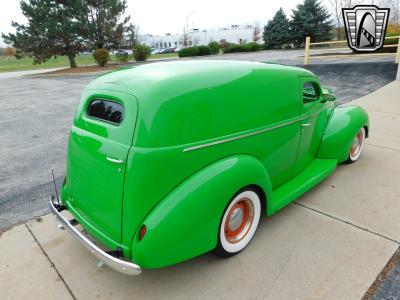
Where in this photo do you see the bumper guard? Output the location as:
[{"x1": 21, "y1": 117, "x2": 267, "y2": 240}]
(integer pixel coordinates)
[{"x1": 49, "y1": 197, "x2": 142, "y2": 276}]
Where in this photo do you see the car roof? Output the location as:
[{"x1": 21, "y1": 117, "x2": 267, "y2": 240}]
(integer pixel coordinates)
[{"x1": 87, "y1": 60, "x2": 315, "y2": 103}]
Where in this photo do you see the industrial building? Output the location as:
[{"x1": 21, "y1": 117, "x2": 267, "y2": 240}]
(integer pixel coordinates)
[{"x1": 139, "y1": 24, "x2": 261, "y2": 49}]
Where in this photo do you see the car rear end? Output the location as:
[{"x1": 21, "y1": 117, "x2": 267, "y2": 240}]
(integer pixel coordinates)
[{"x1": 51, "y1": 86, "x2": 141, "y2": 275}]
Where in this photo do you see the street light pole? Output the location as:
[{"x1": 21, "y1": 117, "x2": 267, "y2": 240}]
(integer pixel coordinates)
[{"x1": 185, "y1": 11, "x2": 195, "y2": 46}]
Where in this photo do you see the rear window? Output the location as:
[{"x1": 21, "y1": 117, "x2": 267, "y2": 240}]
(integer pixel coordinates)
[{"x1": 87, "y1": 99, "x2": 124, "y2": 125}]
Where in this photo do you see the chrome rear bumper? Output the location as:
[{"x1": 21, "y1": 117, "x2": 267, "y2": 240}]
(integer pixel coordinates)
[{"x1": 49, "y1": 197, "x2": 142, "y2": 276}]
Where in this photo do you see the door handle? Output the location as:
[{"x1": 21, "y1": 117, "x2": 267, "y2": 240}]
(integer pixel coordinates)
[
  {"x1": 301, "y1": 123, "x2": 312, "y2": 127},
  {"x1": 106, "y1": 157, "x2": 124, "y2": 164}
]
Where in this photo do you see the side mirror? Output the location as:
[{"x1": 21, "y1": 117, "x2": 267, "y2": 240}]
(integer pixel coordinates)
[
  {"x1": 323, "y1": 93, "x2": 336, "y2": 102},
  {"x1": 321, "y1": 87, "x2": 336, "y2": 102}
]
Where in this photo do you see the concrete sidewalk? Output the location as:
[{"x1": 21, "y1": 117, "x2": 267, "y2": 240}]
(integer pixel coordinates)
[{"x1": 1, "y1": 81, "x2": 400, "y2": 300}]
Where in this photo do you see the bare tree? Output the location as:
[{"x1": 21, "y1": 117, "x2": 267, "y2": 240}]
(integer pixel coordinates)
[
  {"x1": 252, "y1": 23, "x2": 261, "y2": 43},
  {"x1": 328, "y1": 0, "x2": 342, "y2": 39},
  {"x1": 394, "y1": 0, "x2": 400, "y2": 24},
  {"x1": 129, "y1": 24, "x2": 140, "y2": 47},
  {"x1": 380, "y1": 0, "x2": 400, "y2": 24},
  {"x1": 182, "y1": 26, "x2": 189, "y2": 47},
  {"x1": 219, "y1": 39, "x2": 230, "y2": 52},
  {"x1": 327, "y1": 0, "x2": 367, "y2": 39}
]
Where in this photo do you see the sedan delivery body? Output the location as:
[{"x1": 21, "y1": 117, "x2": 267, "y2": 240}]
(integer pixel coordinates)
[{"x1": 51, "y1": 60, "x2": 369, "y2": 275}]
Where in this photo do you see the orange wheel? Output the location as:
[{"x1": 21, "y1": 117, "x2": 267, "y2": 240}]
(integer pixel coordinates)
[
  {"x1": 347, "y1": 127, "x2": 366, "y2": 163},
  {"x1": 215, "y1": 188, "x2": 261, "y2": 257},
  {"x1": 224, "y1": 199, "x2": 254, "y2": 244}
]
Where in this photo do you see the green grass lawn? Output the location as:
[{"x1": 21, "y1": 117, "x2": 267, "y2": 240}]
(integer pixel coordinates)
[
  {"x1": 149, "y1": 53, "x2": 178, "y2": 60},
  {"x1": 0, "y1": 52, "x2": 179, "y2": 73},
  {"x1": 0, "y1": 54, "x2": 98, "y2": 72}
]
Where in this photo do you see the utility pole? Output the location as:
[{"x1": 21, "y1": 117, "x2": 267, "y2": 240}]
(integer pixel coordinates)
[{"x1": 186, "y1": 12, "x2": 195, "y2": 46}]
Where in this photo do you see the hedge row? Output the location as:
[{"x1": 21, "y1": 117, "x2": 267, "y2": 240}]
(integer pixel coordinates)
[
  {"x1": 92, "y1": 44, "x2": 152, "y2": 66},
  {"x1": 378, "y1": 33, "x2": 400, "y2": 53},
  {"x1": 133, "y1": 44, "x2": 151, "y2": 61},
  {"x1": 222, "y1": 42, "x2": 261, "y2": 53},
  {"x1": 384, "y1": 33, "x2": 399, "y2": 46},
  {"x1": 178, "y1": 42, "x2": 220, "y2": 57},
  {"x1": 93, "y1": 48, "x2": 110, "y2": 67},
  {"x1": 178, "y1": 41, "x2": 262, "y2": 57}
]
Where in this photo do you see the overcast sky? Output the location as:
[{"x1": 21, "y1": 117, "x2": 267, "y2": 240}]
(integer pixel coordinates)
[{"x1": 1, "y1": 0, "x2": 319, "y2": 46}]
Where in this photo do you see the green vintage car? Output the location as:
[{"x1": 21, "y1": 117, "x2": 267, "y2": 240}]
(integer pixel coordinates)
[{"x1": 50, "y1": 60, "x2": 369, "y2": 275}]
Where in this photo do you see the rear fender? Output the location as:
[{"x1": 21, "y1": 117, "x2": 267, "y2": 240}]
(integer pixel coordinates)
[
  {"x1": 318, "y1": 105, "x2": 369, "y2": 163},
  {"x1": 131, "y1": 154, "x2": 272, "y2": 269}
]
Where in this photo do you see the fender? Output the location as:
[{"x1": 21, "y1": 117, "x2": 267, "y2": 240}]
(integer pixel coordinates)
[
  {"x1": 131, "y1": 155, "x2": 272, "y2": 269},
  {"x1": 318, "y1": 105, "x2": 369, "y2": 163}
]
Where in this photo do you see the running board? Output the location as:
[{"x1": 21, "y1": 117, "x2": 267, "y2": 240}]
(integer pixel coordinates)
[{"x1": 271, "y1": 159, "x2": 337, "y2": 214}]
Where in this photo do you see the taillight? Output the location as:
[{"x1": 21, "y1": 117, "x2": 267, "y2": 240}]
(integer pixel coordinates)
[{"x1": 139, "y1": 225, "x2": 147, "y2": 241}]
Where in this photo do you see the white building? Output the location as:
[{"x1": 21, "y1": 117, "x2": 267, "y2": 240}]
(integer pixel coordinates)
[{"x1": 139, "y1": 24, "x2": 262, "y2": 49}]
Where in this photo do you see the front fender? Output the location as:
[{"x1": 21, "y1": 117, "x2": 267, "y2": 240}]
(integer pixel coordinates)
[
  {"x1": 318, "y1": 105, "x2": 369, "y2": 163},
  {"x1": 132, "y1": 154, "x2": 272, "y2": 269}
]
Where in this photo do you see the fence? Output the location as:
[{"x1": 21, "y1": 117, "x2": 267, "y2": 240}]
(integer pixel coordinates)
[{"x1": 304, "y1": 35, "x2": 400, "y2": 65}]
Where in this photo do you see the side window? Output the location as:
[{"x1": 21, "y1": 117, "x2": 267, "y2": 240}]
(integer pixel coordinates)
[
  {"x1": 87, "y1": 99, "x2": 124, "y2": 125},
  {"x1": 302, "y1": 82, "x2": 319, "y2": 103}
]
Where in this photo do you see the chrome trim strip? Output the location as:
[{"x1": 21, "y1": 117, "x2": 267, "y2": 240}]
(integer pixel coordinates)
[
  {"x1": 183, "y1": 109, "x2": 324, "y2": 152},
  {"x1": 49, "y1": 197, "x2": 142, "y2": 276}
]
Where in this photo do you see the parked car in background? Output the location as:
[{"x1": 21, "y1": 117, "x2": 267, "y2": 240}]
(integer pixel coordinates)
[
  {"x1": 151, "y1": 49, "x2": 163, "y2": 55},
  {"x1": 159, "y1": 47, "x2": 175, "y2": 54},
  {"x1": 50, "y1": 60, "x2": 369, "y2": 276},
  {"x1": 110, "y1": 49, "x2": 133, "y2": 55}
]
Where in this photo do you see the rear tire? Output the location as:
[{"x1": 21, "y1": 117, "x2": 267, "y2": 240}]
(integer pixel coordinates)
[
  {"x1": 346, "y1": 127, "x2": 366, "y2": 163},
  {"x1": 215, "y1": 188, "x2": 261, "y2": 257}
]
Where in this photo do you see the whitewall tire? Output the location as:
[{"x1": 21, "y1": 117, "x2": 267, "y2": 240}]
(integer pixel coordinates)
[
  {"x1": 215, "y1": 188, "x2": 261, "y2": 257},
  {"x1": 347, "y1": 127, "x2": 366, "y2": 163}
]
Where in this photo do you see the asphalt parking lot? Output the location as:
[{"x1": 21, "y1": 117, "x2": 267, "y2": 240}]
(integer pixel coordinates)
[
  {"x1": 0, "y1": 73, "x2": 88, "y2": 229},
  {"x1": 0, "y1": 50, "x2": 399, "y2": 299}
]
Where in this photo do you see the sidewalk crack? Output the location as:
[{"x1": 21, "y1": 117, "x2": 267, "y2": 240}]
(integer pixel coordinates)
[
  {"x1": 25, "y1": 223, "x2": 77, "y2": 300},
  {"x1": 294, "y1": 202, "x2": 400, "y2": 245},
  {"x1": 364, "y1": 109, "x2": 400, "y2": 116},
  {"x1": 366, "y1": 143, "x2": 400, "y2": 152}
]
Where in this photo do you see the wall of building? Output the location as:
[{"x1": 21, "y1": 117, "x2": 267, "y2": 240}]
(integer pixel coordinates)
[{"x1": 139, "y1": 24, "x2": 261, "y2": 49}]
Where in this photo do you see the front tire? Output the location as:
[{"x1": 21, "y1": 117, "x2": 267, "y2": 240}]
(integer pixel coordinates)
[
  {"x1": 215, "y1": 188, "x2": 261, "y2": 257},
  {"x1": 347, "y1": 127, "x2": 366, "y2": 163}
]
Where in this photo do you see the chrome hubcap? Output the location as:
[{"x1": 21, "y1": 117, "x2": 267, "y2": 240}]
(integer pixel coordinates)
[
  {"x1": 229, "y1": 207, "x2": 244, "y2": 231},
  {"x1": 224, "y1": 199, "x2": 255, "y2": 243},
  {"x1": 350, "y1": 131, "x2": 363, "y2": 158}
]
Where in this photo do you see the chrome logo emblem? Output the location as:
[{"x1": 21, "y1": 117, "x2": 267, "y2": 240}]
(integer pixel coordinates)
[{"x1": 342, "y1": 5, "x2": 390, "y2": 52}]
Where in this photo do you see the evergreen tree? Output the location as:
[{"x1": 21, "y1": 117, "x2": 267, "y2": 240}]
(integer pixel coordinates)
[
  {"x1": 290, "y1": 0, "x2": 333, "y2": 47},
  {"x1": 86, "y1": 0, "x2": 132, "y2": 50},
  {"x1": 1, "y1": 0, "x2": 88, "y2": 68},
  {"x1": 263, "y1": 8, "x2": 291, "y2": 49}
]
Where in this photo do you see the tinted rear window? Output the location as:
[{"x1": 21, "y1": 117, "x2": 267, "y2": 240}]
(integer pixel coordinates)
[{"x1": 87, "y1": 99, "x2": 124, "y2": 124}]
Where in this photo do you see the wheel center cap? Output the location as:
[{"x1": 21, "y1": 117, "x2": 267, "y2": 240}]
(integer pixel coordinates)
[
  {"x1": 351, "y1": 133, "x2": 362, "y2": 155},
  {"x1": 229, "y1": 207, "x2": 244, "y2": 231}
]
